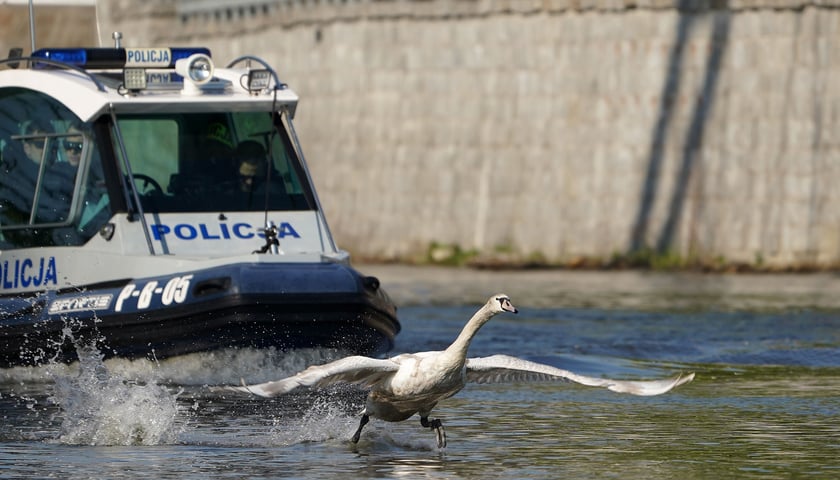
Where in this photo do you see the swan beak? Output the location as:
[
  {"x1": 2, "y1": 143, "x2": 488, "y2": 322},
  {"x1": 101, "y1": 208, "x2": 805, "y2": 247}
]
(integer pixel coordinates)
[{"x1": 498, "y1": 296, "x2": 518, "y2": 314}]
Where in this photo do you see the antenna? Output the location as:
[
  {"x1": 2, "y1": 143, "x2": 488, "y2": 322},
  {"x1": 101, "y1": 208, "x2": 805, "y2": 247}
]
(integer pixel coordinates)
[{"x1": 28, "y1": 0, "x2": 36, "y2": 52}]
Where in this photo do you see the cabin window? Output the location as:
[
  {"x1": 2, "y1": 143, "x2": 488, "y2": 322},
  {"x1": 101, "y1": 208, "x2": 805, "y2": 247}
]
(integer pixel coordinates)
[
  {"x1": 0, "y1": 88, "x2": 112, "y2": 249},
  {"x1": 115, "y1": 111, "x2": 312, "y2": 213}
]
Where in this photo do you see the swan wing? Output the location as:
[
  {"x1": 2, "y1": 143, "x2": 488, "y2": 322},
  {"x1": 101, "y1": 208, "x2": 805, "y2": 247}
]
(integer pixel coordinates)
[
  {"x1": 226, "y1": 356, "x2": 400, "y2": 397},
  {"x1": 465, "y1": 354, "x2": 694, "y2": 396}
]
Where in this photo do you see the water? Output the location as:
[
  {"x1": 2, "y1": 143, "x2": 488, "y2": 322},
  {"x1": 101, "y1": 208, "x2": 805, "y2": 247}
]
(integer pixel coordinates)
[{"x1": 1, "y1": 266, "x2": 838, "y2": 479}]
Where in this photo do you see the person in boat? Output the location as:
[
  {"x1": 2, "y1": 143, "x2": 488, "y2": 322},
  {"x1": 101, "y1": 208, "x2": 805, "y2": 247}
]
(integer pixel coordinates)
[
  {"x1": 170, "y1": 121, "x2": 238, "y2": 201},
  {"x1": 0, "y1": 120, "x2": 75, "y2": 222},
  {"x1": 36, "y1": 127, "x2": 78, "y2": 224},
  {"x1": 61, "y1": 124, "x2": 84, "y2": 168},
  {"x1": 0, "y1": 121, "x2": 105, "y2": 247},
  {"x1": 212, "y1": 140, "x2": 285, "y2": 211},
  {"x1": 225, "y1": 140, "x2": 267, "y2": 210},
  {"x1": 50, "y1": 123, "x2": 112, "y2": 246},
  {"x1": 1, "y1": 121, "x2": 62, "y2": 245},
  {"x1": 203, "y1": 121, "x2": 237, "y2": 182},
  {"x1": 1, "y1": 120, "x2": 52, "y2": 220},
  {"x1": 236, "y1": 141, "x2": 265, "y2": 192}
]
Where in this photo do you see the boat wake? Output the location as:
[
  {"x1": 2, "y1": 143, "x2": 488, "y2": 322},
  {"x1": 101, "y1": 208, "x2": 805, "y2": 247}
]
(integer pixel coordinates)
[
  {"x1": 2, "y1": 344, "x2": 351, "y2": 387},
  {"x1": 48, "y1": 344, "x2": 181, "y2": 446},
  {"x1": 1, "y1": 327, "x2": 356, "y2": 447}
]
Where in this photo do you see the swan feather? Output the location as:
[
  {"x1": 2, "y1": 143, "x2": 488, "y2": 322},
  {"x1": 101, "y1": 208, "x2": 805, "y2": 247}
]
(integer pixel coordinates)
[{"x1": 466, "y1": 354, "x2": 695, "y2": 396}]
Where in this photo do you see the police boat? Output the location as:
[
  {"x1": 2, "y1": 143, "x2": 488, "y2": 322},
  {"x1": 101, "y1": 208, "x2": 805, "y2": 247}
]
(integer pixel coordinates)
[{"x1": 0, "y1": 41, "x2": 399, "y2": 367}]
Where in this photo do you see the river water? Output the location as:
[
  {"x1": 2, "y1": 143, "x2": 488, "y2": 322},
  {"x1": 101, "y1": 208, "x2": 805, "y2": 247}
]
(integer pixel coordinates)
[{"x1": 1, "y1": 266, "x2": 838, "y2": 479}]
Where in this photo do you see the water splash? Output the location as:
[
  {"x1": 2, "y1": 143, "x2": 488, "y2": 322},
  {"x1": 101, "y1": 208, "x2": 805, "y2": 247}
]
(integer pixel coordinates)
[
  {"x1": 1, "y1": 321, "x2": 354, "y2": 447},
  {"x1": 270, "y1": 401, "x2": 358, "y2": 445},
  {"x1": 47, "y1": 344, "x2": 181, "y2": 446},
  {"x1": 2, "y1": 347, "x2": 350, "y2": 386},
  {"x1": 104, "y1": 347, "x2": 351, "y2": 386}
]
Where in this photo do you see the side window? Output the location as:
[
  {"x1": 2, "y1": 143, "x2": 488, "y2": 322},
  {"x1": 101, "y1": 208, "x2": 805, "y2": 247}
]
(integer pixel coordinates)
[{"x1": 0, "y1": 88, "x2": 111, "y2": 248}]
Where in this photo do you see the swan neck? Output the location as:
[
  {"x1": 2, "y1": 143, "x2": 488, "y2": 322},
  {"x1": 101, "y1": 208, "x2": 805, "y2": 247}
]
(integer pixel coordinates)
[{"x1": 446, "y1": 305, "x2": 495, "y2": 359}]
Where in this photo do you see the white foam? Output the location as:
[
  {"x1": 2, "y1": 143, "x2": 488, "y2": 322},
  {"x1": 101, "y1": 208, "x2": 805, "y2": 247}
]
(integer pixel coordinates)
[
  {"x1": 2, "y1": 347, "x2": 351, "y2": 386},
  {"x1": 1, "y1": 335, "x2": 356, "y2": 447},
  {"x1": 48, "y1": 346, "x2": 181, "y2": 446},
  {"x1": 270, "y1": 401, "x2": 359, "y2": 446}
]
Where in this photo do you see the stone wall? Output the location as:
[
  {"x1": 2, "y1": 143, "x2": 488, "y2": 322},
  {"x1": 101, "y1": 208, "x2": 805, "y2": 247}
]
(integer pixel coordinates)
[
  {"x1": 89, "y1": 2, "x2": 840, "y2": 266},
  {"x1": 0, "y1": 5, "x2": 97, "y2": 56}
]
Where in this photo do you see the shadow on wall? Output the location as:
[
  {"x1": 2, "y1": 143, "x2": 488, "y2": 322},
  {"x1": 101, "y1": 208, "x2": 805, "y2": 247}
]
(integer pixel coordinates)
[{"x1": 630, "y1": 0, "x2": 731, "y2": 255}]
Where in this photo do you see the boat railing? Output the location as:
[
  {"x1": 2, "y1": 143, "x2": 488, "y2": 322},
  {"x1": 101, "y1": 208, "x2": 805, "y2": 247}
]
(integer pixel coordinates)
[
  {"x1": 225, "y1": 55, "x2": 286, "y2": 91},
  {"x1": 0, "y1": 55, "x2": 108, "y2": 92}
]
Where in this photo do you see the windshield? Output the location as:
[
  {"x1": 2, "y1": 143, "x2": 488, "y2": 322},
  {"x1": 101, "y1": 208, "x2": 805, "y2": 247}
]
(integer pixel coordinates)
[{"x1": 115, "y1": 111, "x2": 313, "y2": 213}]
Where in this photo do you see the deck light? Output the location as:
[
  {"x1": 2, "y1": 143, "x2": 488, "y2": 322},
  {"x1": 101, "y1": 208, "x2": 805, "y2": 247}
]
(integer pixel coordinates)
[
  {"x1": 246, "y1": 69, "x2": 272, "y2": 92},
  {"x1": 123, "y1": 68, "x2": 147, "y2": 90}
]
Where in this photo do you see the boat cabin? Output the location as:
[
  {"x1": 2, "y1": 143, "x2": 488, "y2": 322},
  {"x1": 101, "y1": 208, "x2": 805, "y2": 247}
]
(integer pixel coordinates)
[
  {"x1": 1, "y1": 48, "x2": 317, "y2": 256},
  {"x1": 0, "y1": 44, "x2": 399, "y2": 366}
]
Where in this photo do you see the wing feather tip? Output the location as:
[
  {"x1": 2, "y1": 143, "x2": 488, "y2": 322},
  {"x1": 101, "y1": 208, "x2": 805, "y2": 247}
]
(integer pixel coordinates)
[
  {"x1": 215, "y1": 383, "x2": 278, "y2": 398},
  {"x1": 604, "y1": 371, "x2": 696, "y2": 396},
  {"x1": 651, "y1": 371, "x2": 696, "y2": 395}
]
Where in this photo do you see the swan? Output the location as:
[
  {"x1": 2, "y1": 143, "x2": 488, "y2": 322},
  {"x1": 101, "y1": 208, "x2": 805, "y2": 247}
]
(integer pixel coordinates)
[{"x1": 224, "y1": 294, "x2": 695, "y2": 447}]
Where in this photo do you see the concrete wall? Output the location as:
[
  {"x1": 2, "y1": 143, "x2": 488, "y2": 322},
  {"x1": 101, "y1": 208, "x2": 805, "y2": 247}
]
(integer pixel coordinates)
[
  {"x1": 66, "y1": 2, "x2": 840, "y2": 266},
  {"x1": 0, "y1": 4, "x2": 97, "y2": 57}
]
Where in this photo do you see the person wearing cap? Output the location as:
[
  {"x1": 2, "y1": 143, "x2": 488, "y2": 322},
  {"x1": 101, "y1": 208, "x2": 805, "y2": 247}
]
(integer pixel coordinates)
[
  {"x1": 0, "y1": 120, "x2": 60, "y2": 220},
  {"x1": 203, "y1": 121, "x2": 236, "y2": 181},
  {"x1": 0, "y1": 120, "x2": 75, "y2": 245},
  {"x1": 234, "y1": 140, "x2": 266, "y2": 194},
  {"x1": 209, "y1": 140, "x2": 275, "y2": 211}
]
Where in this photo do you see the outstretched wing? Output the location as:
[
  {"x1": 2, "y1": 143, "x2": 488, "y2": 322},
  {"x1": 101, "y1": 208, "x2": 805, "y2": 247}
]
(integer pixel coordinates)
[
  {"x1": 225, "y1": 356, "x2": 400, "y2": 397},
  {"x1": 466, "y1": 354, "x2": 694, "y2": 396}
]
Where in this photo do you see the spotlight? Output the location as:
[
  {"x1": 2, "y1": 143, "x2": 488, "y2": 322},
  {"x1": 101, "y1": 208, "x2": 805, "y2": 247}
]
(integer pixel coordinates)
[{"x1": 175, "y1": 53, "x2": 214, "y2": 90}]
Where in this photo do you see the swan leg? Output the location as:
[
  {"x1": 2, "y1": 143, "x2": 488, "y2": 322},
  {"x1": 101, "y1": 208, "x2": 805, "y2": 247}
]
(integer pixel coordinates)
[
  {"x1": 420, "y1": 416, "x2": 447, "y2": 448},
  {"x1": 351, "y1": 414, "x2": 369, "y2": 443}
]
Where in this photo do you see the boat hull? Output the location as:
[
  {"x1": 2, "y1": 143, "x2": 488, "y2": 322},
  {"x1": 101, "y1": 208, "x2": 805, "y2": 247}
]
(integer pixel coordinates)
[{"x1": 0, "y1": 262, "x2": 399, "y2": 367}]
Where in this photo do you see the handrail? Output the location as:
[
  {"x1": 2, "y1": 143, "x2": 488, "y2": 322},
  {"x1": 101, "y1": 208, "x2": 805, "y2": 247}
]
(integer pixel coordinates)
[
  {"x1": 225, "y1": 55, "x2": 286, "y2": 90},
  {"x1": 0, "y1": 56, "x2": 108, "y2": 92}
]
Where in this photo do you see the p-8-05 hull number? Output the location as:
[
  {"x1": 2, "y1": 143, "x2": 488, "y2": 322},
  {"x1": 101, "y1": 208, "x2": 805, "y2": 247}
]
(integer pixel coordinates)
[{"x1": 115, "y1": 274, "x2": 194, "y2": 312}]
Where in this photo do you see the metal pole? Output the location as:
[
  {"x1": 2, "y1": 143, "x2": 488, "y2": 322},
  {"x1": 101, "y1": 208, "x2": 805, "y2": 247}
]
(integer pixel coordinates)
[
  {"x1": 109, "y1": 105, "x2": 157, "y2": 255},
  {"x1": 285, "y1": 112, "x2": 339, "y2": 254},
  {"x1": 28, "y1": 0, "x2": 36, "y2": 52}
]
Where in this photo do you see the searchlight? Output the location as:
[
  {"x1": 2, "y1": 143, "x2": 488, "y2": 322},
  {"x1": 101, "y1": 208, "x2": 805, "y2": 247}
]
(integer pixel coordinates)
[{"x1": 175, "y1": 53, "x2": 214, "y2": 86}]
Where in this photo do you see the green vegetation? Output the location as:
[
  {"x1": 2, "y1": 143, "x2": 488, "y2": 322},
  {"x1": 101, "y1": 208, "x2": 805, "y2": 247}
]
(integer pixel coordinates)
[
  {"x1": 379, "y1": 243, "x2": 828, "y2": 272},
  {"x1": 426, "y1": 242, "x2": 479, "y2": 266}
]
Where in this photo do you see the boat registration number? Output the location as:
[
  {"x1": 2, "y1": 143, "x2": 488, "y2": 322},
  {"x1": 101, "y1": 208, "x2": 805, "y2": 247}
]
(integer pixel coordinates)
[{"x1": 114, "y1": 274, "x2": 194, "y2": 312}]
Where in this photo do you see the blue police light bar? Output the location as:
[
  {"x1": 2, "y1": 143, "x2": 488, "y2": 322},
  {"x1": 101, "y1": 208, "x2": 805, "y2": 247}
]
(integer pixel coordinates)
[{"x1": 31, "y1": 47, "x2": 211, "y2": 69}]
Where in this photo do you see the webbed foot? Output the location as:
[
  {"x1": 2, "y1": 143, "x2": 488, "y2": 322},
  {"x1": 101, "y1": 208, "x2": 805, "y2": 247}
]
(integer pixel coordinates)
[
  {"x1": 420, "y1": 416, "x2": 447, "y2": 448},
  {"x1": 351, "y1": 414, "x2": 369, "y2": 443}
]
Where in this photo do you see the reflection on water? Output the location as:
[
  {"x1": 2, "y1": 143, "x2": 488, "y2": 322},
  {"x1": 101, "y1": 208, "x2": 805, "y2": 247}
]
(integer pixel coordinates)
[{"x1": 1, "y1": 268, "x2": 839, "y2": 479}]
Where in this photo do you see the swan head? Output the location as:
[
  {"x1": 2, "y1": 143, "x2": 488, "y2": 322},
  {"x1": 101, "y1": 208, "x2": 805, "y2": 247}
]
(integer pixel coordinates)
[{"x1": 490, "y1": 294, "x2": 518, "y2": 314}]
